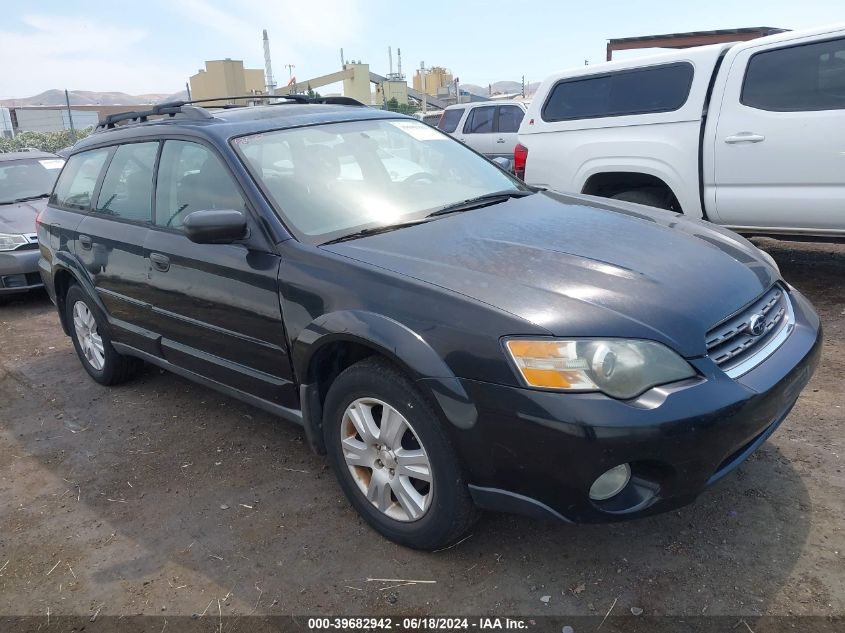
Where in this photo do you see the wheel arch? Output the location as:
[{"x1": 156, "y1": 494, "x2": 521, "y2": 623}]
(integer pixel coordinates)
[
  {"x1": 292, "y1": 311, "x2": 476, "y2": 454},
  {"x1": 50, "y1": 254, "x2": 105, "y2": 336},
  {"x1": 581, "y1": 171, "x2": 683, "y2": 212}
]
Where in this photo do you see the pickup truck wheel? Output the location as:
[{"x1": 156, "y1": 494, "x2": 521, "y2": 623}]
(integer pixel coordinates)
[
  {"x1": 66, "y1": 284, "x2": 139, "y2": 385},
  {"x1": 611, "y1": 189, "x2": 675, "y2": 211},
  {"x1": 323, "y1": 357, "x2": 479, "y2": 550}
]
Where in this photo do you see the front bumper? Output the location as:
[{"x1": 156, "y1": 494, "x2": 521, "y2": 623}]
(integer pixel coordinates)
[
  {"x1": 426, "y1": 287, "x2": 822, "y2": 523},
  {"x1": 0, "y1": 249, "x2": 42, "y2": 295}
]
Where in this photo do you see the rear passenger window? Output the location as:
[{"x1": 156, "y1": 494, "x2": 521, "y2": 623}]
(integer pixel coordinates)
[
  {"x1": 437, "y1": 108, "x2": 464, "y2": 133},
  {"x1": 542, "y1": 62, "x2": 694, "y2": 122},
  {"x1": 464, "y1": 106, "x2": 495, "y2": 134},
  {"x1": 155, "y1": 141, "x2": 247, "y2": 229},
  {"x1": 95, "y1": 142, "x2": 158, "y2": 222},
  {"x1": 497, "y1": 105, "x2": 525, "y2": 133},
  {"x1": 742, "y1": 37, "x2": 845, "y2": 111},
  {"x1": 50, "y1": 148, "x2": 110, "y2": 211}
]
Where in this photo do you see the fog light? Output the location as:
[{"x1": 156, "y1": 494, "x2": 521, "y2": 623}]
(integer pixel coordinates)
[
  {"x1": 589, "y1": 463, "x2": 631, "y2": 501},
  {"x1": 1, "y1": 274, "x2": 27, "y2": 289}
]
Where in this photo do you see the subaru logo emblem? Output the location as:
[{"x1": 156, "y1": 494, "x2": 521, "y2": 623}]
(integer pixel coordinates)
[{"x1": 748, "y1": 314, "x2": 766, "y2": 336}]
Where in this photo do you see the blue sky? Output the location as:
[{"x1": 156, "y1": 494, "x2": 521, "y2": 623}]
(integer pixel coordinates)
[{"x1": 1, "y1": 0, "x2": 843, "y2": 98}]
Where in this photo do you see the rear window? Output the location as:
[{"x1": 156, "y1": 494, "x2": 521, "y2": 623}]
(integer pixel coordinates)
[
  {"x1": 463, "y1": 106, "x2": 495, "y2": 134},
  {"x1": 50, "y1": 148, "x2": 110, "y2": 211},
  {"x1": 542, "y1": 62, "x2": 694, "y2": 122},
  {"x1": 437, "y1": 108, "x2": 465, "y2": 133},
  {"x1": 497, "y1": 105, "x2": 525, "y2": 133},
  {"x1": 95, "y1": 142, "x2": 158, "y2": 222},
  {"x1": 742, "y1": 37, "x2": 845, "y2": 112}
]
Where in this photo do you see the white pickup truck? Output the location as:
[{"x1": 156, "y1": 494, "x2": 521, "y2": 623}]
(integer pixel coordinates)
[{"x1": 516, "y1": 25, "x2": 845, "y2": 239}]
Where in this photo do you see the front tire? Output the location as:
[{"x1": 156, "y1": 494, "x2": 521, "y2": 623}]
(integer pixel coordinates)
[
  {"x1": 65, "y1": 284, "x2": 139, "y2": 385},
  {"x1": 323, "y1": 358, "x2": 478, "y2": 549}
]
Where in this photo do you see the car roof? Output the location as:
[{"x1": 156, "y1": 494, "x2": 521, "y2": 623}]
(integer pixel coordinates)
[
  {"x1": 0, "y1": 150, "x2": 62, "y2": 162},
  {"x1": 72, "y1": 103, "x2": 410, "y2": 153}
]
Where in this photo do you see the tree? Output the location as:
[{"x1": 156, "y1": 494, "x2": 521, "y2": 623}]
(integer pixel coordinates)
[{"x1": 384, "y1": 97, "x2": 418, "y2": 115}]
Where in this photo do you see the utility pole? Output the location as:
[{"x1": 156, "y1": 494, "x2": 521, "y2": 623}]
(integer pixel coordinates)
[
  {"x1": 185, "y1": 81, "x2": 192, "y2": 101},
  {"x1": 521, "y1": 75, "x2": 525, "y2": 98},
  {"x1": 420, "y1": 61, "x2": 427, "y2": 113},
  {"x1": 64, "y1": 89, "x2": 74, "y2": 132}
]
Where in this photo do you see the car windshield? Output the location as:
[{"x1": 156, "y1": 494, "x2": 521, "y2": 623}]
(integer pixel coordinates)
[
  {"x1": 0, "y1": 157, "x2": 65, "y2": 205},
  {"x1": 233, "y1": 118, "x2": 522, "y2": 243}
]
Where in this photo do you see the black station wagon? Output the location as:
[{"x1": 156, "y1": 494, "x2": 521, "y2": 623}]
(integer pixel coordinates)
[{"x1": 37, "y1": 97, "x2": 821, "y2": 549}]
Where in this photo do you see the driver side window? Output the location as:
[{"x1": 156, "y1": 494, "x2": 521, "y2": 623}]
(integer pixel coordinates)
[{"x1": 154, "y1": 140, "x2": 247, "y2": 230}]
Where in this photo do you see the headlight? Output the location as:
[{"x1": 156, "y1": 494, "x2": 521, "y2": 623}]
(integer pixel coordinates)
[
  {"x1": 757, "y1": 247, "x2": 780, "y2": 274},
  {"x1": 505, "y1": 338, "x2": 696, "y2": 399},
  {"x1": 0, "y1": 233, "x2": 28, "y2": 252}
]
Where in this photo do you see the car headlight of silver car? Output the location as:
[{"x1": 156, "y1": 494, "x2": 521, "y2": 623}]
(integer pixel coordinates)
[
  {"x1": 0, "y1": 233, "x2": 28, "y2": 252},
  {"x1": 505, "y1": 338, "x2": 696, "y2": 399}
]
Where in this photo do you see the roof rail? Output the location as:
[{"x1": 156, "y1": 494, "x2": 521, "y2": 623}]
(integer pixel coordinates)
[
  {"x1": 308, "y1": 96, "x2": 366, "y2": 106},
  {"x1": 96, "y1": 103, "x2": 213, "y2": 130},
  {"x1": 95, "y1": 94, "x2": 367, "y2": 131}
]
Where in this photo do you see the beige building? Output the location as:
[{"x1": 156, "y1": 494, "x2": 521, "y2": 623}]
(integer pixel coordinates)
[
  {"x1": 189, "y1": 59, "x2": 266, "y2": 106},
  {"x1": 413, "y1": 66, "x2": 453, "y2": 98},
  {"x1": 341, "y1": 62, "x2": 373, "y2": 105},
  {"x1": 375, "y1": 78, "x2": 409, "y2": 106}
]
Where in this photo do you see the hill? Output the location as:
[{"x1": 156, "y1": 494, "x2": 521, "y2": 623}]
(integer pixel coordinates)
[{"x1": 1, "y1": 89, "x2": 185, "y2": 107}]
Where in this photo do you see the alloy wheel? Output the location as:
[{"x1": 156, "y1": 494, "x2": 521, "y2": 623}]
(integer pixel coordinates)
[
  {"x1": 340, "y1": 397, "x2": 433, "y2": 522},
  {"x1": 72, "y1": 301, "x2": 105, "y2": 371}
]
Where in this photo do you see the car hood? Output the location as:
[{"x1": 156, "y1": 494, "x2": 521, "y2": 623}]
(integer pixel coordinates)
[
  {"x1": 0, "y1": 198, "x2": 46, "y2": 234},
  {"x1": 323, "y1": 191, "x2": 778, "y2": 357}
]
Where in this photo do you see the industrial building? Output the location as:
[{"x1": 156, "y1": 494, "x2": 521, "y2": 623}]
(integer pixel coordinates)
[
  {"x1": 413, "y1": 66, "x2": 453, "y2": 99},
  {"x1": 189, "y1": 59, "x2": 267, "y2": 106},
  {"x1": 0, "y1": 105, "x2": 138, "y2": 135}
]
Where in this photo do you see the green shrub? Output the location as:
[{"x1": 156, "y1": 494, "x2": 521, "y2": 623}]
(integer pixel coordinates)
[{"x1": 0, "y1": 127, "x2": 94, "y2": 154}]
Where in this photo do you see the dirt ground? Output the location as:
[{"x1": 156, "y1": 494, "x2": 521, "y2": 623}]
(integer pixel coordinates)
[{"x1": 0, "y1": 239, "x2": 842, "y2": 623}]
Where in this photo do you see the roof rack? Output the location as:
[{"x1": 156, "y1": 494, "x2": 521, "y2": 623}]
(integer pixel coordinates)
[{"x1": 95, "y1": 94, "x2": 367, "y2": 131}]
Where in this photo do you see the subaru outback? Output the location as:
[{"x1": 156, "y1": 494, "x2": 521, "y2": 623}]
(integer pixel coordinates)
[{"x1": 37, "y1": 98, "x2": 821, "y2": 549}]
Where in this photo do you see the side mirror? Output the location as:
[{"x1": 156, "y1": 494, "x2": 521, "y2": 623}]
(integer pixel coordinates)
[
  {"x1": 182, "y1": 209, "x2": 247, "y2": 244},
  {"x1": 492, "y1": 157, "x2": 513, "y2": 172}
]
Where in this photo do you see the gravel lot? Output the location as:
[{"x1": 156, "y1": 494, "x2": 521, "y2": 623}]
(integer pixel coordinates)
[{"x1": 0, "y1": 239, "x2": 842, "y2": 623}]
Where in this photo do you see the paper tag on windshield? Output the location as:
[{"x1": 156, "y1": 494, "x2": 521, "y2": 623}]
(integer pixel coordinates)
[
  {"x1": 39, "y1": 159, "x2": 64, "y2": 169},
  {"x1": 388, "y1": 120, "x2": 445, "y2": 141}
]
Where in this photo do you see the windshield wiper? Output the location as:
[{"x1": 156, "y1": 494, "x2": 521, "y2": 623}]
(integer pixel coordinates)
[
  {"x1": 321, "y1": 219, "x2": 433, "y2": 245},
  {"x1": 11, "y1": 193, "x2": 50, "y2": 203},
  {"x1": 427, "y1": 189, "x2": 534, "y2": 217}
]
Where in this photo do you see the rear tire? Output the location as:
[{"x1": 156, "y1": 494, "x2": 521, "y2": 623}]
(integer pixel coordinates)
[
  {"x1": 65, "y1": 284, "x2": 139, "y2": 386},
  {"x1": 611, "y1": 188, "x2": 676, "y2": 211},
  {"x1": 323, "y1": 357, "x2": 479, "y2": 550}
]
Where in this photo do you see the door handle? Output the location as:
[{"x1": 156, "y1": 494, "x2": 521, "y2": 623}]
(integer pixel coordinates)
[
  {"x1": 149, "y1": 252, "x2": 170, "y2": 272},
  {"x1": 724, "y1": 133, "x2": 765, "y2": 144},
  {"x1": 496, "y1": 138, "x2": 506, "y2": 143},
  {"x1": 78, "y1": 234, "x2": 92, "y2": 250}
]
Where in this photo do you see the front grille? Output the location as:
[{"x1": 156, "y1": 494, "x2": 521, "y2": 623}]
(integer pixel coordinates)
[{"x1": 706, "y1": 285, "x2": 792, "y2": 376}]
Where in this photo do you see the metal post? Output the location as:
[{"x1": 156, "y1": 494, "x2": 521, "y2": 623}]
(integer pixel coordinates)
[
  {"x1": 420, "y1": 62, "x2": 427, "y2": 113},
  {"x1": 185, "y1": 82, "x2": 192, "y2": 101},
  {"x1": 64, "y1": 89, "x2": 74, "y2": 132}
]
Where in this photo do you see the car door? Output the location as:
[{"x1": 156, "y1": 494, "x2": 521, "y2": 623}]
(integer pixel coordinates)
[
  {"x1": 711, "y1": 33, "x2": 845, "y2": 232},
  {"x1": 144, "y1": 138, "x2": 297, "y2": 410},
  {"x1": 75, "y1": 142, "x2": 159, "y2": 353},
  {"x1": 458, "y1": 105, "x2": 496, "y2": 156},
  {"x1": 493, "y1": 104, "x2": 525, "y2": 158}
]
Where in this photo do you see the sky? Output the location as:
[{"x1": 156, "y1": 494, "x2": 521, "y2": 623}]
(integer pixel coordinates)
[{"x1": 1, "y1": 0, "x2": 844, "y2": 99}]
